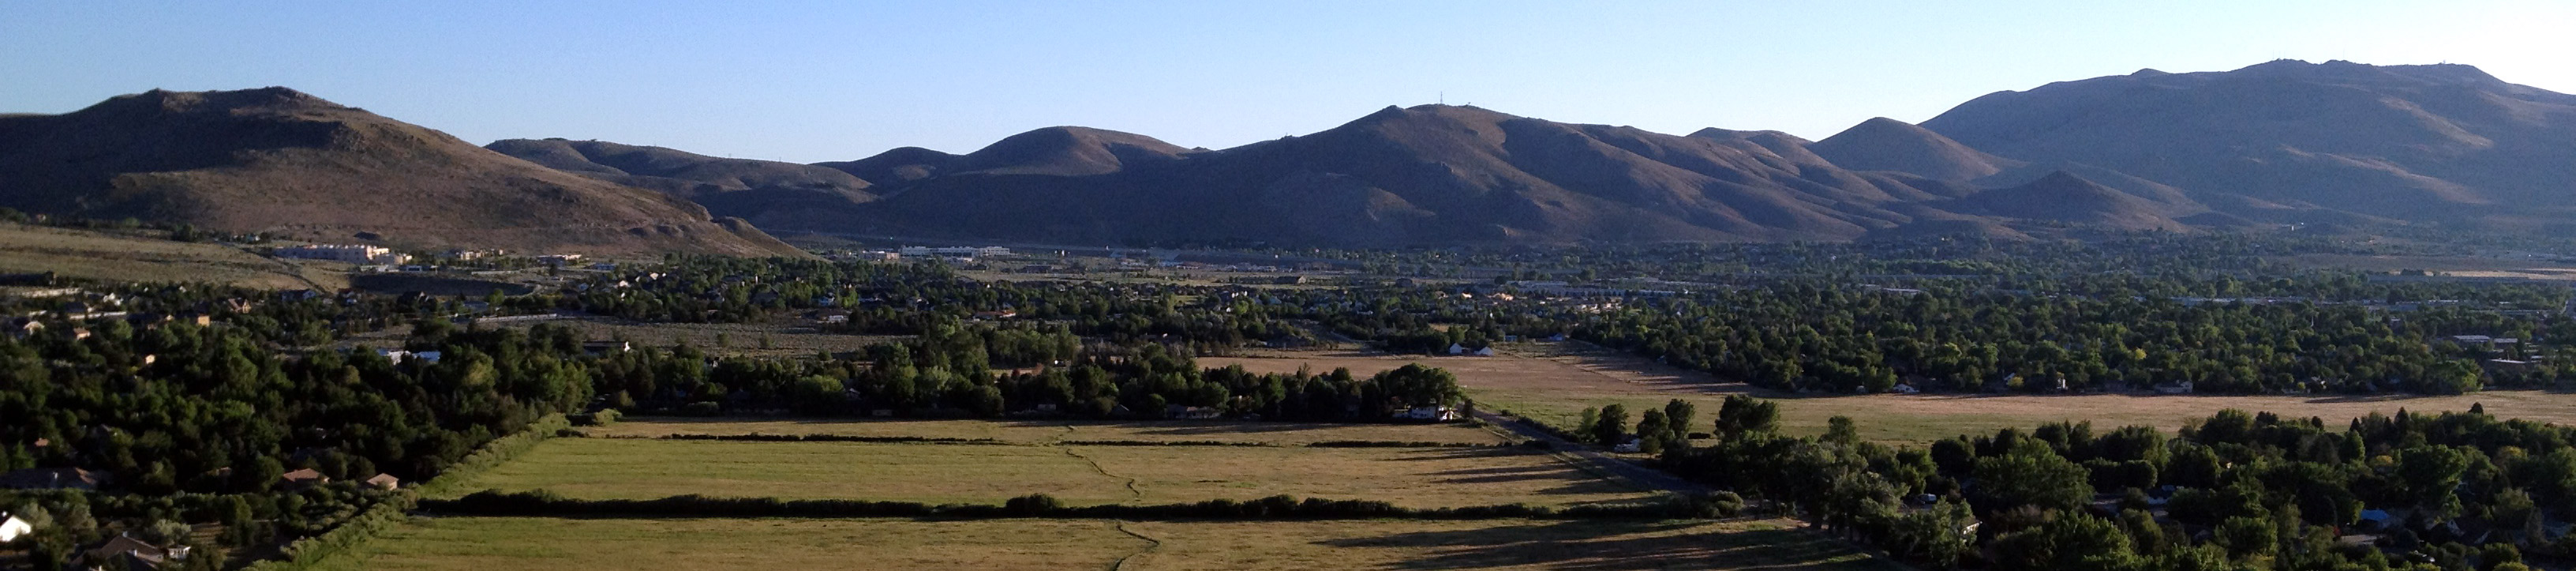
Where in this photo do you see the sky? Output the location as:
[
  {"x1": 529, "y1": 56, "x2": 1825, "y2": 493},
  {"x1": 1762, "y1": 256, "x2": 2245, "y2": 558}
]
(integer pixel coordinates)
[{"x1": 6, "y1": 1, "x2": 2573, "y2": 163}]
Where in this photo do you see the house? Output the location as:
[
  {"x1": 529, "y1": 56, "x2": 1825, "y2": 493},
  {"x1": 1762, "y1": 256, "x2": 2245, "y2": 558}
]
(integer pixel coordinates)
[
  {"x1": 811, "y1": 309, "x2": 852, "y2": 325},
  {"x1": 1402, "y1": 406, "x2": 1460, "y2": 421},
  {"x1": 0, "y1": 467, "x2": 106, "y2": 490},
  {"x1": 1446, "y1": 343, "x2": 1468, "y2": 355},
  {"x1": 364, "y1": 473, "x2": 401, "y2": 490},
  {"x1": 1612, "y1": 438, "x2": 1642, "y2": 453},
  {"x1": 8, "y1": 318, "x2": 41, "y2": 338},
  {"x1": 81, "y1": 535, "x2": 189, "y2": 570},
  {"x1": 1891, "y1": 383, "x2": 1921, "y2": 394},
  {"x1": 280, "y1": 468, "x2": 330, "y2": 488},
  {"x1": 414, "y1": 351, "x2": 442, "y2": 363},
  {"x1": 272, "y1": 243, "x2": 406, "y2": 264},
  {"x1": 2, "y1": 513, "x2": 33, "y2": 543}
]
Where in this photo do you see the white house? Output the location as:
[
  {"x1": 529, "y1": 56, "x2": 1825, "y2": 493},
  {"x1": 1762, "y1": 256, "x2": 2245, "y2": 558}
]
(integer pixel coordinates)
[
  {"x1": 1, "y1": 513, "x2": 33, "y2": 543},
  {"x1": 1402, "y1": 406, "x2": 1460, "y2": 421},
  {"x1": 273, "y1": 244, "x2": 407, "y2": 265}
]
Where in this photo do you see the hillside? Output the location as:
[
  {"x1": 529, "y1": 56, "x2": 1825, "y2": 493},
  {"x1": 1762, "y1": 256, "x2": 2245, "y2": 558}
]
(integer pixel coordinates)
[
  {"x1": 1939, "y1": 171, "x2": 2187, "y2": 231},
  {"x1": 485, "y1": 138, "x2": 876, "y2": 226},
  {"x1": 774, "y1": 105, "x2": 1988, "y2": 246},
  {"x1": 0, "y1": 88, "x2": 803, "y2": 256},
  {"x1": 1919, "y1": 60, "x2": 2576, "y2": 225},
  {"x1": 489, "y1": 59, "x2": 2576, "y2": 247},
  {"x1": 1808, "y1": 117, "x2": 2023, "y2": 181}
]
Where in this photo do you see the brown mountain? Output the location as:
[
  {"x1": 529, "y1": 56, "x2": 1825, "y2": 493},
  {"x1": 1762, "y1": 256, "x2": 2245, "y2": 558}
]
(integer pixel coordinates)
[
  {"x1": 791, "y1": 104, "x2": 1994, "y2": 246},
  {"x1": 1809, "y1": 117, "x2": 2023, "y2": 181},
  {"x1": 0, "y1": 88, "x2": 802, "y2": 256},
  {"x1": 1919, "y1": 60, "x2": 2576, "y2": 227},
  {"x1": 484, "y1": 138, "x2": 875, "y2": 226},
  {"x1": 1938, "y1": 171, "x2": 2185, "y2": 231}
]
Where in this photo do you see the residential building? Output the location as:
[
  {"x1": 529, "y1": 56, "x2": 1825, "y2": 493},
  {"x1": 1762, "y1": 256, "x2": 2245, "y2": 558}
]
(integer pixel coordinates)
[
  {"x1": 0, "y1": 467, "x2": 106, "y2": 490},
  {"x1": 280, "y1": 468, "x2": 330, "y2": 488},
  {"x1": 2, "y1": 513, "x2": 32, "y2": 543},
  {"x1": 272, "y1": 244, "x2": 407, "y2": 264}
]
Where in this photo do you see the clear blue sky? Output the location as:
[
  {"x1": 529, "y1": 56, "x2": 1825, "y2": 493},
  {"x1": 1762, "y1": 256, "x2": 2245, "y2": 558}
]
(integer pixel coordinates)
[{"x1": 6, "y1": 1, "x2": 2571, "y2": 163}]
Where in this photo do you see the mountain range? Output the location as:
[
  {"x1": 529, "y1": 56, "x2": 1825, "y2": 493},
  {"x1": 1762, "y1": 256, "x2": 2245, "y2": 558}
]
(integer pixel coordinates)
[
  {"x1": 0, "y1": 88, "x2": 801, "y2": 256},
  {"x1": 485, "y1": 59, "x2": 2572, "y2": 246},
  {"x1": 6, "y1": 59, "x2": 2570, "y2": 253}
]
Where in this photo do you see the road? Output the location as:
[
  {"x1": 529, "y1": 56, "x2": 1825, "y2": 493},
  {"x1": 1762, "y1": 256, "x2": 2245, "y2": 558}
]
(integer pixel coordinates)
[{"x1": 1473, "y1": 411, "x2": 1712, "y2": 496}]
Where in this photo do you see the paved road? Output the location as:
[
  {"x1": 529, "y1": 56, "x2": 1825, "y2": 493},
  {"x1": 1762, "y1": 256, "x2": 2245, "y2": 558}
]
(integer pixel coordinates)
[{"x1": 1474, "y1": 411, "x2": 1712, "y2": 495}]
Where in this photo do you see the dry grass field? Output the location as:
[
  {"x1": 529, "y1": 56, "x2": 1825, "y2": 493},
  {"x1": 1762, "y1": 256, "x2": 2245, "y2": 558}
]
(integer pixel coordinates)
[
  {"x1": 0, "y1": 223, "x2": 344, "y2": 290},
  {"x1": 312, "y1": 517, "x2": 1141, "y2": 571},
  {"x1": 582, "y1": 417, "x2": 1511, "y2": 445},
  {"x1": 443, "y1": 437, "x2": 1650, "y2": 508},
  {"x1": 342, "y1": 317, "x2": 908, "y2": 359},
  {"x1": 320, "y1": 517, "x2": 1894, "y2": 571},
  {"x1": 1204, "y1": 346, "x2": 2576, "y2": 445}
]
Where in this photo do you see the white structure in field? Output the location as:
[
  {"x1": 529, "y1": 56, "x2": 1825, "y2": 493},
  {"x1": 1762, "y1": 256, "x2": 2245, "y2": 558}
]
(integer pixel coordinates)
[
  {"x1": 273, "y1": 244, "x2": 407, "y2": 264},
  {"x1": 899, "y1": 246, "x2": 1011, "y2": 259}
]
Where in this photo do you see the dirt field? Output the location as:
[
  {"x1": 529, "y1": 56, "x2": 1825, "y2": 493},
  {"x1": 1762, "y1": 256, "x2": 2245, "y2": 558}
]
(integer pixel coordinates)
[
  {"x1": 320, "y1": 517, "x2": 1893, "y2": 571},
  {"x1": 310, "y1": 517, "x2": 1142, "y2": 571},
  {"x1": 448, "y1": 437, "x2": 1650, "y2": 508},
  {"x1": 582, "y1": 418, "x2": 1510, "y2": 445},
  {"x1": 1204, "y1": 345, "x2": 2576, "y2": 445},
  {"x1": 0, "y1": 224, "x2": 343, "y2": 290}
]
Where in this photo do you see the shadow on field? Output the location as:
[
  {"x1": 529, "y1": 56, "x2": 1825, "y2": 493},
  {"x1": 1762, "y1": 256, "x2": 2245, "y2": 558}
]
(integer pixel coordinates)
[{"x1": 1318, "y1": 520, "x2": 1877, "y2": 570}]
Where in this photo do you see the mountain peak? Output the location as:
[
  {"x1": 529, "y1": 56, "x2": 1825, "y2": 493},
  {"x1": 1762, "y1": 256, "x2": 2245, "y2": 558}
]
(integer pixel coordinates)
[
  {"x1": 1810, "y1": 116, "x2": 2020, "y2": 180},
  {"x1": 99, "y1": 87, "x2": 341, "y2": 116},
  {"x1": 954, "y1": 125, "x2": 1190, "y2": 177}
]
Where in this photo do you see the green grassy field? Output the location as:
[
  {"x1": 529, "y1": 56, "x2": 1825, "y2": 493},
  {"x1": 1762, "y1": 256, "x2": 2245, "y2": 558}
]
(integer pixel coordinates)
[
  {"x1": 0, "y1": 223, "x2": 344, "y2": 289},
  {"x1": 582, "y1": 417, "x2": 1511, "y2": 445},
  {"x1": 1204, "y1": 347, "x2": 2576, "y2": 445},
  {"x1": 443, "y1": 437, "x2": 1652, "y2": 508},
  {"x1": 320, "y1": 517, "x2": 1896, "y2": 571}
]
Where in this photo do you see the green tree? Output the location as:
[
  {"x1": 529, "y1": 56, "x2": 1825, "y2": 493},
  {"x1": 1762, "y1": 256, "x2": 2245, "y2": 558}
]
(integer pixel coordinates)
[
  {"x1": 1715, "y1": 394, "x2": 1779, "y2": 438},
  {"x1": 1971, "y1": 449, "x2": 2094, "y2": 515},
  {"x1": 1593, "y1": 404, "x2": 1630, "y2": 447},
  {"x1": 1989, "y1": 513, "x2": 2140, "y2": 571}
]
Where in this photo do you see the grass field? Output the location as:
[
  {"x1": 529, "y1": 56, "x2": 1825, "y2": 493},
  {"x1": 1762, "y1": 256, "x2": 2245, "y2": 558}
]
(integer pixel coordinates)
[
  {"x1": 322, "y1": 517, "x2": 1895, "y2": 570},
  {"x1": 0, "y1": 223, "x2": 344, "y2": 290},
  {"x1": 582, "y1": 418, "x2": 1511, "y2": 445},
  {"x1": 1204, "y1": 345, "x2": 2576, "y2": 445},
  {"x1": 444, "y1": 438, "x2": 1650, "y2": 508}
]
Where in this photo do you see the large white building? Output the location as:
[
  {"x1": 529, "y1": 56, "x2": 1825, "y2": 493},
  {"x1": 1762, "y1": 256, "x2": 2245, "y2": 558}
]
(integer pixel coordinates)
[
  {"x1": 1, "y1": 513, "x2": 32, "y2": 543},
  {"x1": 273, "y1": 244, "x2": 407, "y2": 265}
]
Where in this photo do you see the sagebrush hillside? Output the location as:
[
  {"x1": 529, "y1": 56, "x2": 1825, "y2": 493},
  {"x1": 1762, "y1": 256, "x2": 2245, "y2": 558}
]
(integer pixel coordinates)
[{"x1": 0, "y1": 88, "x2": 804, "y2": 256}]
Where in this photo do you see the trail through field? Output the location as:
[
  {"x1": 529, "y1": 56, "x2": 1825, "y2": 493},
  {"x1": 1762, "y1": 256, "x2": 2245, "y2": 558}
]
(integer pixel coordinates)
[
  {"x1": 1109, "y1": 520, "x2": 1163, "y2": 571},
  {"x1": 1059, "y1": 445, "x2": 1147, "y2": 503}
]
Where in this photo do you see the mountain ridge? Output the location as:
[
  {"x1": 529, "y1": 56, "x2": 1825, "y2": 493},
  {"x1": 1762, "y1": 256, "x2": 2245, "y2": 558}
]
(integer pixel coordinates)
[{"x1": 0, "y1": 88, "x2": 804, "y2": 256}]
